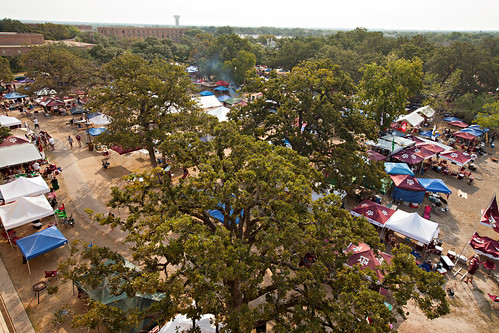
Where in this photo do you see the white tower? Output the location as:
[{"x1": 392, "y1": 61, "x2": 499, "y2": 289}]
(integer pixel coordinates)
[{"x1": 174, "y1": 15, "x2": 180, "y2": 26}]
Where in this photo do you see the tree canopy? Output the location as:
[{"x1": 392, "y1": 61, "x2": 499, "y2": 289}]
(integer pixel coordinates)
[
  {"x1": 60, "y1": 123, "x2": 449, "y2": 332},
  {"x1": 0, "y1": 57, "x2": 13, "y2": 83}
]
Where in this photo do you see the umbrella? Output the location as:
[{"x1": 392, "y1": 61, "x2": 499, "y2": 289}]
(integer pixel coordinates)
[
  {"x1": 440, "y1": 150, "x2": 471, "y2": 166},
  {"x1": 391, "y1": 148, "x2": 424, "y2": 165},
  {"x1": 448, "y1": 121, "x2": 469, "y2": 128},
  {"x1": 200, "y1": 90, "x2": 214, "y2": 96},
  {"x1": 366, "y1": 150, "x2": 387, "y2": 161},
  {"x1": 452, "y1": 131, "x2": 476, "y2": 141}
]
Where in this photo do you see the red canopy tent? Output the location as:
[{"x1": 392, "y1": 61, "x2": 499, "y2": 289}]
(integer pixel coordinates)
[
  {"x1": 345, "y1": 242, "x2": 393, "y2": 281},
  {"x1": 440, "y1": 151, "x2": 471, "y2": 166},
  {"x1": 391, "y1": 148, "x2": 424, "y2": 165},
  {"x1": 366, "y1": 150, "x2": 387, "y2": 161},
  {"x1": 110, "y1": 145, "x2": 142, "y2": 155},
  {"x1": 448, "y1": 121, "x2": 469, "y2": 128},
  {"x1": 215, "y1": 80, "x2": 229, "y2": 87},
  {"x1": 480, "y1": 194, "x2": 499, "y2": 233},
  {"x1": 452, "y1": 131, "x2": 476, "y2": 141},
  {"x1": 351, "y1": 200, "x2": 396, "y2": 227},
  {"x1": 0, "y1": 135, "x2": 30, "y2": 147},
  {"x1": 389, "y1": 174, "x2": 426, "y2": 191},
  {"x1": 469, "y1": 232, "x2": 499, "y2": 260}
]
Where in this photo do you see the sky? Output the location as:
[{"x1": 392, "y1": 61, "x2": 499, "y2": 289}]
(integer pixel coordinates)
[{"x1": 3, "y1": 0, "x2": 499, "y2": 31}]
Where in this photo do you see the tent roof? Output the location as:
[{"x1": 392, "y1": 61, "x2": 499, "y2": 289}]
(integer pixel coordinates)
[
  {"x1": 452, "y1": 131, "x2": 476, "y2": 140},
  {"x1": 440, "y1": 150, "x2": 471, "y2": 166},
  {"x1": 3, "y1": 92, "x2": 28, "y2": 99},
  {"x1": 419, "y1": 130, "x2": 441, "y2": 139},
  {"x1": 380, "y1": 135, "x2": 415, "y2": 148},
  {"x1": 365, "y1": 139, "x2": 404, "y2": 155},
  {"x1": 385, "y1": 210, "x2": 439, "y2": 244},
  {"x1": 89, "y1": 114, "x2": 111, "y2": 126},
  {"x1": 448, "y1": 120, "x2": 469, "y2": 128},
  {"x1": 415, "y1": 142, "x2": 446, "y2": 154},
  {"x1": 214, "y1": 86, "x2": 229, "y2": 91},
  {"x1": 194, "y1": 96, "x2": 222, "y2": 109},
  {"x1": 344, "y1": 242, "x2": 392, "y2": 280},
  {"x1": 0, "y1": 196, "x2": 54, "y2": 230},
  {"x1": 217, "y1": 95, "x2": 231, "y2": 102},
  {"x1": 223, "y1": 97, "x2": 242, "y2": 105},
  {"x1": 160, "y1": 314, "x2": 219, "y2": 333},
  {"x1": 200, "y1": 90, "x2": 214, "y2": 96},
  {"x1": 351, "y1": 200, "x2": 396, "y2": 227},
  {"x1": 0, "y1": 176, "x2": 50, "y2": 203},
  {"x1": 70, "y1": 106, "x2": 88, "y2": 115},
  {"x1": 391, "y1": 148, "x2": 424, "y2": 165},
  {"x1": 87, "y1": 127, "x2": 106, "y2": 136},
  {"x1": 206, "y1": 106, "x2": 230, "y2": 122},
  {"x1": 414, "y1": 136, "x2": 452, "y2": 152},
  {"x1": 416, "y1": 178, "x2": 452, "y2": 194},
  {"x1": 384, "y1": 162, "x2": 415, "y2": 176},
  {"x1": 415, "y1": 105, "x2": 435, "y2": 118},
  {"x1": 0, "y1": 115, "x2": 22, "y2": 127},
  {"x1": 460, "y1": 127, "x2": 484, "y2": 137},
  {"x1": 366, "y1": 150, "x2": 386, "y2": 161},
  {"x1": 443, "y1": 116, "x2": 462, "y2": 122},
  {"x1": 17, "y1": 226, "x2": 68, "y2": 261},
  {"x1": 390, "y1": 174, "x2": 426, "y2": 191},
  {"x1": 0, "y1": 144, "x2": 43, "y2": 168},
  {"x1": 0, "y1": 135, "x2": 30, "y2": 147},
  {"x1": 469, "y1": 232, "x2": 499, "y2": 260},
  {"x1": 396, "y1": 111, "x2": 425, "y2": 127}
]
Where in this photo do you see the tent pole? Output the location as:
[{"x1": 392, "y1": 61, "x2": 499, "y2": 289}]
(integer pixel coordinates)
[
  {"x1": 6, "y1": 230, "x2": 13, "y2": 249},
  {"x1": 27, "y1": 261, "x2": 31, "y2": 275}
]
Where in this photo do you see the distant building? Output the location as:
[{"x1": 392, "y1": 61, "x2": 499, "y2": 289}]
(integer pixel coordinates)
[
  {"x1": 0, "y1": 32, "x2": 44, "y2": 56},
  {"x1": 0, "y1": 32, "x2": 95, "y2": 56},
  {"x1": 97, "y1": 27, "x2": 188, "y2": 43}
]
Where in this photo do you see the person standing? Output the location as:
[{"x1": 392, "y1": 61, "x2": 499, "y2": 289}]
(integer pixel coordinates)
[
  {"x1": 464, "y1": 254, "x2": 481, "y2": 284},
  {"x1": 48, "y1": 136, "x2": 55, "y2": 151},
  {"x1": 33, "y1": 117, "x2": 39, "y2": 129},
  {"x1": 75, "y1": 134, "x2": 82, "y2": 147},
  {"x1": 67, "y1": 135, "x2": 74, "y2": 149}
]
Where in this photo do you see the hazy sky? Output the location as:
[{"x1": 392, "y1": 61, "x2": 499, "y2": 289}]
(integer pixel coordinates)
[{"x1": 3, "y1": 0, "x2": 499, "y2": 31}]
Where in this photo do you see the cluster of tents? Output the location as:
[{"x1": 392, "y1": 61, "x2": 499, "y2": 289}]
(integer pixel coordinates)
[{"x1": 0, "y1": 176, "x2": 68, "y2": 274}]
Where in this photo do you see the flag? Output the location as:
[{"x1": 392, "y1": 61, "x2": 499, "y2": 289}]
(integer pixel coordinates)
[
  {"x1": 431, "y1": 124, "x2": 436, "y2": 141},
  {"x1": 391, "y1": 137, "x2": 395, "y2": 152},
  {"x1": 480, "y1": 193, "x2": 499, "y2": 233}
]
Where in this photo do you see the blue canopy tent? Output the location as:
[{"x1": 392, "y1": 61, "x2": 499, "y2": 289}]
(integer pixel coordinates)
[
  {"x1": 70, "y1": 106, "x2": 88, "y2": 115},
  {"x1": 468, "y1": 124, "x2": 489, "y2": 133},
  {"x1": 392, "y1": 188, "x2": 426, "y2": 203},
  {"x1": 217, "y1": 95, "x2": 231, "y2": 102},
  {"x1": 200, "y1": 91, "x2": 214, "y2": 96},
  {"x1": 419, "y1": 131, "x2": 441, "y2": 139},
  {"x1": 3, "y1": 92, "x2": 28, "y2": 99},
  {"x1": 384, "y1": 162, "x2": 415, "y2": 176},
  {"x1": 443, "y1": 117, "x2": 462, "y2": 122},
  {"x1": 417, "y1": 178, "x2": 452, "y2": 195},
  {"x1": 207, "y1": 203, "x2": 242, "y2": 224},
  {"x1": 17, "y1": 226, "x2": 69, "y2": 274},
  {"x1": 459, "y1": 127, "x2": 484, "y2": 137},
  {"x1": 214, "y1": 86, "x2": 229, "y2": 92},
  {"x1": 87, "y1": 127, "x2": 107, "y2": 136}
]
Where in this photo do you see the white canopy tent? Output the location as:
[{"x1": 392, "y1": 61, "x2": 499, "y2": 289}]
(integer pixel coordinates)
[
  {"x1": 88, "y1": 114, "x2": 111, "y2": 126},
  {"x1": 396, "y1": 111, "x2": 425, "y2": 127},
  {"x1": 194, "y1": 95, "x2": 222, "y2": 109},
  {"x1": 384, "y1": 210, "x2": 439, "y2": 244},
  {"x1": 0, "y1": 144, "x2": 43, "y2": 168},
  {"x1": 206, "y1": 106, "x2": 230, "y2": 122},
  {"x1": 380, "y1": 135, "x2": 416, "y2": 148},
  {"x1": 0, "y1": 115, "x2": 22, "y2": 128},
  {"x1": 365, "y1": 139, "x2": 404, "y2": 155},
  {"x1": 415, "y1": 105, "x2": 436, "y2": 118},
  {"x1": 0, "y1": 176, "x2": 50, "y2": 203},
  {"x1": 0, "y1": 196, "x2": 56, "y2": 231},
  {"x1": 159, "y1": 313, "x2": 219, "y2": 333}
]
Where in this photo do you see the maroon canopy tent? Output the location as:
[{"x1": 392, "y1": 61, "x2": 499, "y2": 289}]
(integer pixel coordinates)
[
  {"x1": 415, "y1": 142, "x2": 445, "y2": 154},
  {"x1": 412, "y1": 146, "x2": 436, "y2": 159},
  {"x1": 0, "y1": 135, "x2": 30, "y2": 147},
  {"x1": 366, "y1": 150, "x2": 387, "y2": 161},
  {"x1": 351, "y1": 200, "x2": 396, "y2": 228},
  {"x1": 391, "y1": 148, "x2": 423, "y2": 165},
  {"x1": 469, "y1": 232, "x2": 499, "y2": 260},
  {"x1": 480, "y1": 194, "x2": 499, "y2": 233},
  {"x1": 110, "y1": 145, "x2": 142, "y2": 155},
  {"x1": 440, "y1": 151, "x2": 471, "y2": 166},
  {"x1": 215, "y1": 80, "x2": 229, "y2": 87},
  {"x1": 390, "y1": 174, "x2": 426, "y2": 191},
  {"x1": 345, "y1": 242, "x2": 393, "y2": 281},
  {"x1": 448, "y1": 121, "x2": 469, "y2": 128},
  {"x1": 452, "y1": 131, "x2": 476, "y2": 141}
]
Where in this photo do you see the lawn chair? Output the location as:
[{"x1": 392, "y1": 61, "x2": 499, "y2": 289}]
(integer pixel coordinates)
[
  {"x1": 45, "y1": 270, "x2": 58, "y2": 280},
  {"x1": 424, "y1": 205, "x2": 431, "y2": 219}
]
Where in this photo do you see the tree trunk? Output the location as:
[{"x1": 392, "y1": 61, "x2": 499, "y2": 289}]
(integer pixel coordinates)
[{"x1": 147, "y1": 145, "x2": 157, "y2": 167}]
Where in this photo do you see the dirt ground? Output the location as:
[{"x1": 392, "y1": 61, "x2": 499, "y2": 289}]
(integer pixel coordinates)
[{"x1": 0, "y1": 107, "x2": 498, "y2": 332}]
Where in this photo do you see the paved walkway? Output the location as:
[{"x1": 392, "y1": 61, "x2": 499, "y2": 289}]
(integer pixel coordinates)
[{"x1": 0, "y1": 256, "x2": 35, "y2": 333}]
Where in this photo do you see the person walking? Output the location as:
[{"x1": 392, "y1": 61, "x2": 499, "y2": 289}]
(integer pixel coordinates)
[
  {"x1": 48, "y1": 136, "x2": 55, "y2": 151},
  {"x1": 67, "y1": 135, "x2": 74, "y2": 149},
  {"x1": 75, "y1": 134, "x2": 82, "y2": 147},
  {"x1": 33, "y1": 117, "x2": 39, "y2": 129}
]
